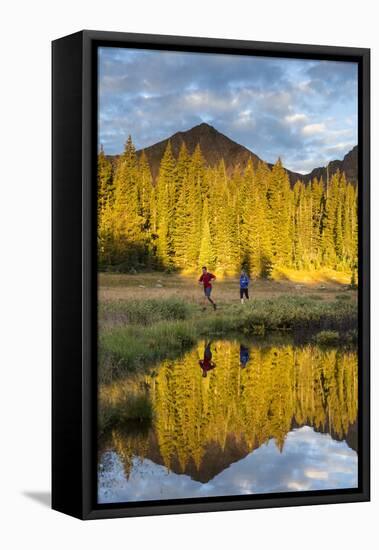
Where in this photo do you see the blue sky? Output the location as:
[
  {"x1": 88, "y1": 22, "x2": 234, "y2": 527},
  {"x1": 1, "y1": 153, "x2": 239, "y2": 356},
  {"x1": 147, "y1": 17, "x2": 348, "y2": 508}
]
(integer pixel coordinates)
[{"x1": 98, "y1": 47, "x2": 358, "y2": 174}]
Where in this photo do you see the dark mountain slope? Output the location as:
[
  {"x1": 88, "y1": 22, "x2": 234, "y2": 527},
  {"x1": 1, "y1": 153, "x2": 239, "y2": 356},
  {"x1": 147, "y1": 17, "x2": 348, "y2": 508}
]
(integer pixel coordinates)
[
  {"x1": 304, "y1": 145, "x2": 358, "y2": 185},
  {"x1": 137, "y1": 122, "x2": 305, "y2": 185}
]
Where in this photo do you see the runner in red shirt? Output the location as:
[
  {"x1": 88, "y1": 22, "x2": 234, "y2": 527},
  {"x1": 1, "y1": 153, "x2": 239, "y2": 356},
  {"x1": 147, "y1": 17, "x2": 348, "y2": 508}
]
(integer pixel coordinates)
[{"x1": 198, "y1": 266, "x2": 217, "y2": 310}]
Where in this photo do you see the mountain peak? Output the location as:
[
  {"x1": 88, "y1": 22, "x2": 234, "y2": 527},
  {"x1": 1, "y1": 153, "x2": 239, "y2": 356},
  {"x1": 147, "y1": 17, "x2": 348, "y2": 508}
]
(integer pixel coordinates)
[
  {"x1": 134, "y1": 124, "x2": 357, "y2": 186},
  {"x1": 138, "y1": 122, "x2": 263, "y2": 181},
  {"x1": 173, "y1": 122, "x2": 224, "y2": 141},
  {"x1": 193, "y1": 121, "x2": 214, "y2": 129}
]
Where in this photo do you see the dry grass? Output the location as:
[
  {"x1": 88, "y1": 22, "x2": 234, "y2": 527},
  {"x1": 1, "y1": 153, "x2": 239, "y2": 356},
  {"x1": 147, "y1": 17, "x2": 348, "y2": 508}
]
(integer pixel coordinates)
[
  {"x1": 98, "y1": 271, "x2": 355, "y2": 306},
  {"x1": 272, "y1": 266, "x2": 352, "y2": 285}
]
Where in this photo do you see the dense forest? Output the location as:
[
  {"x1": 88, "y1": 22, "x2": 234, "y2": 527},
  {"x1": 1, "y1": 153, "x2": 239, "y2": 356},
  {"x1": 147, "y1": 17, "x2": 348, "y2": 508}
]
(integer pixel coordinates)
[
  {"x1": 97, "y1": 136, "x2": 358, "y2": 278},
  {"x1": 100, "y1": 341, "x2": 358, "y2": 478}
]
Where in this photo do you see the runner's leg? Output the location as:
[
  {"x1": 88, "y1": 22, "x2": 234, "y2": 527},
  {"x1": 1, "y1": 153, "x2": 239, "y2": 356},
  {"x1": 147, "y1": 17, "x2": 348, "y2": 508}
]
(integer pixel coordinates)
[
  {"x1": 202, "y1": 288, "x2": 208, "y2": 309},
  {"x1": 206, "y1": 287, "x2": 216, "y2": 309}
]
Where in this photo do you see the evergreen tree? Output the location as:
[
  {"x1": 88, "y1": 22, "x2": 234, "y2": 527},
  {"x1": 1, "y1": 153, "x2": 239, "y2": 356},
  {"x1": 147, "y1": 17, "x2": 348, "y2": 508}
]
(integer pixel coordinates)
[
  {"x1": 173, "y1": 143, "x2": 191, "y2": 268},
  {"x1": 138, "y1": 150, "x2": 152, "y2": 228},
  {"x1": 155, "y1": 141, "x2": 177, "y2": 268},
  {"x1": 138, "y1": 150, "x2": 154, "y2": 267},
  {"x1": 111, "y1": 136, "x2": 143, "y2": 267},
  {"x1": 292, "y1": 180, "x2": 309, "y2": 268},
  {"x1": 198, "y1": 199, "x2": 215, "y2": 268},
  {"x1": 310, "y1": 177, "x2": 325, "y2": 268},
  {"x1": 185, "y1": 146, "x2": 203, "y2": 268},
  {"x1": 97, "y1": 136, "x2": 358, "y2": 277},
  {"x1": 97, "y1": 145, "x2": 113, "y2": 215},
  {"x1": 97, "y1": 145, "x2": 114, "y2": 266},
  {"x1": 212, "y1": 161, "x2": 234, "y2": 273},
  {"x1": 267, "y1": 159, "x2": 292, "y2": 268},
  {"x1": 240, "y1": 160, "x2": 272, "y2": 277},
  {"x1": 321, "y1": 172, "x2": 340, "y2": 267}
]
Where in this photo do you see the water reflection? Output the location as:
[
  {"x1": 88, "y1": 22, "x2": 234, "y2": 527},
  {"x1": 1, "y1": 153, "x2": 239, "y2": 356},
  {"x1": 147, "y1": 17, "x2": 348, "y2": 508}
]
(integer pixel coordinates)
[
  {"x1": 240, "y1": 344, "x2": 250, "y2": 368},
  {"x1": 98, "y1": 340, "x2": 358, "y2": 503},
  {"x1": 199, "y1": 341, "x2": 216, "y2": 377}
]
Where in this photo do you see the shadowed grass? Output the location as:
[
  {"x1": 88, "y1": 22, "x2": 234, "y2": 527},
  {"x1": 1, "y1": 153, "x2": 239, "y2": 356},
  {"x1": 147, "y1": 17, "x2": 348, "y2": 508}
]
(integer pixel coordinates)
[
  {"x1": 99, "y1": 297, "x2": 195, "y2": 327},
  {"x1": 98, "y1": 298, "x2": 200, "y2": 384},
  {"x1": 98, "y1": 393, "x2": 153, "y2": 435},
  {"x1": 99, "y1": 320, "x2": 198, "y2": 384},
  {"x1": 335, "y1": 293, "x2": 352, "y2": 301}
]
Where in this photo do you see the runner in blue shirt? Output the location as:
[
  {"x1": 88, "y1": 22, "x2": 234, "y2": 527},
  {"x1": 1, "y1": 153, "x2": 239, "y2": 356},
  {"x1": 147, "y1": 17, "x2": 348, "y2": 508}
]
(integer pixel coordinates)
[{"x1": 240, "y1": 269, "x2": 250, "y2": 304}]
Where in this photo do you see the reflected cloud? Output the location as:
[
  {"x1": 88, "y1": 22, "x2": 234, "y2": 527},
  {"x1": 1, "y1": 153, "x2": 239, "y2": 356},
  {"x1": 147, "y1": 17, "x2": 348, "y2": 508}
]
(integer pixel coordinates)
[
  {"x1": 98, "y1": 341, "x2": 358, "y2": 504},
  {"x1": 98, "y1": 426, "x2": 358, "y2": 503}
]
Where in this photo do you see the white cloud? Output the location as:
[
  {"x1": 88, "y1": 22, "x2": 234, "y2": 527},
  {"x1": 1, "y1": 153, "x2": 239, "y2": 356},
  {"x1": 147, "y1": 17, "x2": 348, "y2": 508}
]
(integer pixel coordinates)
[
  {"x1": 302, "y1": 123, "x2": 326, "y2": 136},
  {"x1": 296, "y1": 80, "x2": 312, "y2": 93},
  {"x1": 325, "y1": 142, "x2": 355, "y2": 155},
  {"x1": 285, "y1": 113, "x2": 308, "y2": 124},
  {"x1": 98, "y1": 48, "x2": 358, "y2": 172},
  {"x1": 234, "y1": 109, "x2": 254, "y2": 127},
  {"x1": 322, "y1": 128, "x2": 354, "y2": 143},
  {"x1": 184, "y1": 90, "x2": 234, "y2": 113},
  {"x1": 305, "y1": 469, "x2": 328, "y2": 480},
  {"x1": 287, "y1": 481, "x2": 310, "y2": 491}
]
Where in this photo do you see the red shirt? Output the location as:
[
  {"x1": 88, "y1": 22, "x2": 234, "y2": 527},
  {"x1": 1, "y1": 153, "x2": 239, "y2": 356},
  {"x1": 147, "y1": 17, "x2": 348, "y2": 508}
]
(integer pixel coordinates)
[
  {"x1": 199, "y1": 272, "x2": 216, "y2": 288},
  {"x1": 199, "y1": 360, "x2": 215, "y2": 373}
]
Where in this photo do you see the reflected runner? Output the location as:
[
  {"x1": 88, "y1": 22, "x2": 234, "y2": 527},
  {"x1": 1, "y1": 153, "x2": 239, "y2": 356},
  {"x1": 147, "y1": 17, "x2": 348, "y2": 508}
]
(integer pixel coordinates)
[
  {"x1": 240, "y1": 344, "x2": 250, "y2": 368},
  {"x1": 199, "y1": 341, "x2": 216, "y2": 377}
]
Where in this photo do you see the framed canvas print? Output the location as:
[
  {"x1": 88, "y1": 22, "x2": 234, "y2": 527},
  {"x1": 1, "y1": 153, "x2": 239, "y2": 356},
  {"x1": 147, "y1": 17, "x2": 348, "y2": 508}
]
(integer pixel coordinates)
[{"x1": 52, "y1": 30, "x2": 370, "y2": 519}]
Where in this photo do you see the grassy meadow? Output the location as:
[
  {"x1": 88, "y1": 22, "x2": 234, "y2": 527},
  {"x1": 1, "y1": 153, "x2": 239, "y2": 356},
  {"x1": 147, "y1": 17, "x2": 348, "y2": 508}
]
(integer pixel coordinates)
[{"x1": 98, "y1": 270, "x2": 357, "y2": 385}]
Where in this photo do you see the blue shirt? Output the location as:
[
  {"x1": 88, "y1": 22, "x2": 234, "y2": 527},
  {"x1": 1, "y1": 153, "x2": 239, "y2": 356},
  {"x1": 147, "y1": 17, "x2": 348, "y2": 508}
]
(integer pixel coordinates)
[
  {"x1": 240, "y1": 346, "x2": 249, "y2": 365},
  {"x1": 240, "y1": 274, "x2": 249, "y2": 288}
]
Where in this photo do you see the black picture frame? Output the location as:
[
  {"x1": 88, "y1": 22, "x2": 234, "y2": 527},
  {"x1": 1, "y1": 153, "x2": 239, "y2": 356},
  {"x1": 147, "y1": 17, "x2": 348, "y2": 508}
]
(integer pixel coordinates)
[{"x1": 52, "y1": 30, "x2": 370, "y2": 520}]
